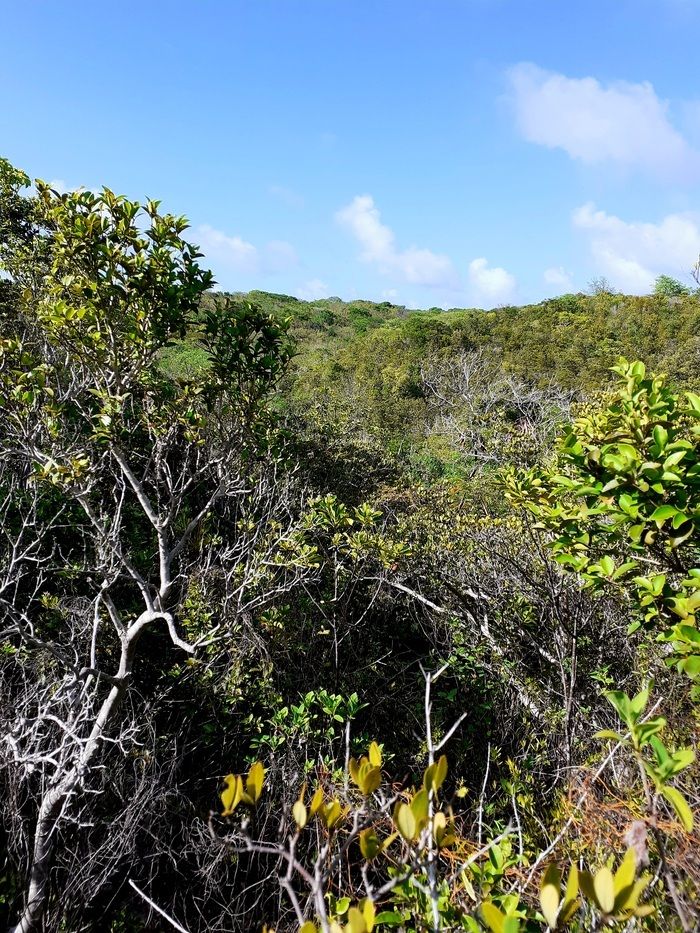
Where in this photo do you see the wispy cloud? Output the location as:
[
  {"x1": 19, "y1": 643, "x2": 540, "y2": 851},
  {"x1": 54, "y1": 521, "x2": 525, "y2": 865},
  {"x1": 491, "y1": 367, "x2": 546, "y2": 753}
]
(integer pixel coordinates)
[
  {"x1": 195, "y1": 224, "x2": 298, "y2": 277},
  {"x1": 265, "y1": 240, "x2": 299, "y2": 273},
  {"x1": 508, "y1": 63, "x2": 699, "y2": 179},
  {"x1": 296, "y1": 278, "x2": 330, "y2": 300},
  {"x1": 543, "y1": 266, "x2": 574, "y2": 291},
  {"x1": 335, "y1": 195, "x2": 456, "y2": 288},
  {"x1": 268, "y1": 185, "x2": 305, "y2": 209},
  {"x1": 573, "y1": 202, "x2": 700, "y2": 292}
]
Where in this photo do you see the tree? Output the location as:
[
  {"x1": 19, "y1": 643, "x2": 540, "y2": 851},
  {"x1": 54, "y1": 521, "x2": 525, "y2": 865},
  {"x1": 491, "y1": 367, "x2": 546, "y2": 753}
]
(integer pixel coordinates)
[
  {"x1": 587, "y1": 276, "x2": 616, "y2": 296},
  {"x1": 420, "y1": 349, "x2": 572, "y2": 474},
  {"x1": 654, "y1": 274, "x2": 690, "y2": 298},
  {"x1": 0, "y1": 168, "x2": 305, "y2": 931}
]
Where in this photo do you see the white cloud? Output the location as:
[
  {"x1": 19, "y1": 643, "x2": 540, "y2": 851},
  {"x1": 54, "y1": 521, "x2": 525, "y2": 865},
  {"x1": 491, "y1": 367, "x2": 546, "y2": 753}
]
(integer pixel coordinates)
[
  {"x1": 573, "y1": 202, "x2": 700, "y2": 292},
  {"x1": 196, "y1": 225, "x2": 298, "y2": 276},
  {"x1": 381, "y1": 288, "x2": 400, "y2": 301},
  {"x1": 468, "y1": 257, "x2": 516, "y2": 307},
  {"x1": 508, "y1": 63, "x2": 699, "y2": 178},
  {"x1": 197, "y1": 225, "x2": 259, "y2": 273},
  {"x1": 544, "y1": 266, "x2": 574, "y2": 290},
  {"x1": 336, "y1": 195, "x2": 393, "y2": 263},
  {"x1": 336, "y1": 195, "x2": 456, "y2": 287},
  {"x1": 297, "y1": 278, "x2": 329, "y2": 301}
]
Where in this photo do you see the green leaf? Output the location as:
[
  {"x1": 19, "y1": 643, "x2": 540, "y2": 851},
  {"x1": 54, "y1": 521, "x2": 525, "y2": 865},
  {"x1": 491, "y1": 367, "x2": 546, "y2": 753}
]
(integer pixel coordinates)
[
  {"x1": 663, "y1": 450, "x2": 687, "y2": 469},
  {"x1": 629, "y1": 684, "x2": 650, "y2": 718},
  {"x1": 595, "y1": 729, "x2": 622, "y2": 742},
  {"x1": 605, "y1": 690, "x2": 632, "y2": 725},
  {"x1": 653, "y1": 425, "x2": 668, "y2": 450},
  {"x1": 650, "y1": 505, "x2": 677, "y2": 526},
  {"x1": 374, "y1": 912, "x2": 404, "y2": 926},
  {"x1": 599, "y1": 555, "x2": 615, "y2": 576},
  {"x1": 680, "y1": 655, "x2": 700, "y2": 678},
  {"x1": 359, "y1": 827, "x2": 380, "y2": 860},
  {"x1": 686, "y1": 391, "x2": 700, "y2": 415}
]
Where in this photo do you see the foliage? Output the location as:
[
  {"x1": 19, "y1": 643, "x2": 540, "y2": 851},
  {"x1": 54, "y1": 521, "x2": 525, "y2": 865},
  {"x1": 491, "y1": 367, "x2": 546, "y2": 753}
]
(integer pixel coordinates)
[
  {"x1": 504, "y1": 359, "x2": 700, "y2": 692},
  {"x1": 597, "y1": 685, "x2": 695, "y2": 832},
  {"x1": 216, "y1": 723, "x2": 661, "y2": 932},
  {"x1": 1, "y1": 158, "x2": 699, "y2": 933},
  {"x1": 654, "y1": 275, "x2": 690, "y2": 298}
]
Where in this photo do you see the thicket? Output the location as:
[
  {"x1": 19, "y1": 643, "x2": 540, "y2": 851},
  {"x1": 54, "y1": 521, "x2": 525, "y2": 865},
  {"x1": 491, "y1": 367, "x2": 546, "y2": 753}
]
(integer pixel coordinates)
[{"x1": 0, "y1": 159, "x2": 698, "y2": 932}]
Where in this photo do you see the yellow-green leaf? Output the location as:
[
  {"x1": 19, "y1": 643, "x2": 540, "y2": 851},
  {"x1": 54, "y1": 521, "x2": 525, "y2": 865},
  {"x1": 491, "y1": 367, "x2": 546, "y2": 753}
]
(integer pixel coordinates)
[
  {"x1": 434, "y1": 754, "x2": 448, "y2": 791},
  {"x1": 662, "y1": 785, "x2": 694, "y2": 831},
  {"x1": 433, "y1": 811, "x2": 447, "y2": 846},
  {"x1": 613, "y1": 848, "x2": 636, "y2": 902},
  {"x1": 423, "y1": 754, "x2": 449, "y2": 795},
  {"x1": 480, "y1": 900, "x2": 505, "y2": 933},
  {"x1": 540, "y1": 864, "x2": 561, "y2": 929},
  {"x1": 293, "y1": 800, "x2": 308, "y2": 830},
  {"x1": 593, "y1": 866, "x2": 615, "y2": 914},
  {"x1": 346, "y1": 906, "x2": 368, "y2": 933},
  {"x1": 358, "y1": 763, "x2": 381, "y2": 796},
  {"x1": 578, "y1": 870, "x2": 595, "y2": 904},
  {"x1": 368, "y1": 741, "x2": 382, "y2": 767},
  {"x1": 410, "y1": 788, "x2": 429, "y2": 828},
  {"x1": 359, "y1": 827, "x2": 380, "y2": 860},
  {"x1": 310, "y1": 786, "x2": 324, "y2": 815},
  {"x1": 394, "y1": 802, "x2": 417, "y2": 842},
  {"x1": 627, "y1": 875, "x2": 652, "y2": 911},
  {"x1": 322, "y1": 799, "x2": 345, "y2": 829},
  {"x1": 561, "y1": 864, "x2": 579, "y2": 922},
  {"x1": 361, "y1": 898, "x2": 375, "y2": 931}
]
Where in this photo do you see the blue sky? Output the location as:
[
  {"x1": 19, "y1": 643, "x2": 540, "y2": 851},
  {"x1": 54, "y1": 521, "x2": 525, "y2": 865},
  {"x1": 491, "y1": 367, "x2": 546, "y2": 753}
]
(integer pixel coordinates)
[{"x1": 3, "y1": 0, "x2": 700, "y2": 308}]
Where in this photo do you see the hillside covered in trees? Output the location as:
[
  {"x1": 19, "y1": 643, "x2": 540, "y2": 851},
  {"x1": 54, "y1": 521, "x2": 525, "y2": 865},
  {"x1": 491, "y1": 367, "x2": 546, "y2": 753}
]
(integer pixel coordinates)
[{"x1": 1, "y1": 160, "x2": 699, "y2": 933}]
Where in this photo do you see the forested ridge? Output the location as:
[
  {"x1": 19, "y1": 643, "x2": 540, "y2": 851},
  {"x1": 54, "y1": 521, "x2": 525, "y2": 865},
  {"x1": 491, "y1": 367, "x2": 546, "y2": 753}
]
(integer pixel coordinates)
[{"x1": 1, "y1": 160, "x2": 699, "y2": 932}]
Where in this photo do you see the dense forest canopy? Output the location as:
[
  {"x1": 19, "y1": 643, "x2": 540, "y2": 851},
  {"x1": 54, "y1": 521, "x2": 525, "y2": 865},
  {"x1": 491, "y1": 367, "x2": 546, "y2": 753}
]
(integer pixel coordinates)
[{"x1": 1, "y1": 159, "x2": 699, "y2": 933}]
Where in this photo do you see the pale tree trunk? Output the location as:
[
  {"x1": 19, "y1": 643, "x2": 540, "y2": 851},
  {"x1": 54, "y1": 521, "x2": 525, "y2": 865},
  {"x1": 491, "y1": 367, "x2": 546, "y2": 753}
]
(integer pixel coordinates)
[{"x1": 9, "y1": 607, "x2": 192, "y2": 933}]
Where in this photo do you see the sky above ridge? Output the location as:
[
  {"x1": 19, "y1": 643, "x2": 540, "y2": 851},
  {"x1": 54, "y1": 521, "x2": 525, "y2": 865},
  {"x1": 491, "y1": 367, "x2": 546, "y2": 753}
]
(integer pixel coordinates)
[{"x1": 3, "y1": 0, "x2": 700, "y2": 309}]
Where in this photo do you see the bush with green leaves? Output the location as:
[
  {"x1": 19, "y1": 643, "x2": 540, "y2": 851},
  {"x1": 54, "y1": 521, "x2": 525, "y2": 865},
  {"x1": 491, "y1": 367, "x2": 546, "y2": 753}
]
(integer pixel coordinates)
[{"x1": 505, "y1": 359, "x2": 700, "y2": 693}]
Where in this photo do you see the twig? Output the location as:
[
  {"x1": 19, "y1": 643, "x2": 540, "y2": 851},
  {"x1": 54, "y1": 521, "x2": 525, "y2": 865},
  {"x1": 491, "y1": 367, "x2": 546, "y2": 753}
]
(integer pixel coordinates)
[{"x1": 128, "y1": 879, "x2": 191, "y2": 933}]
